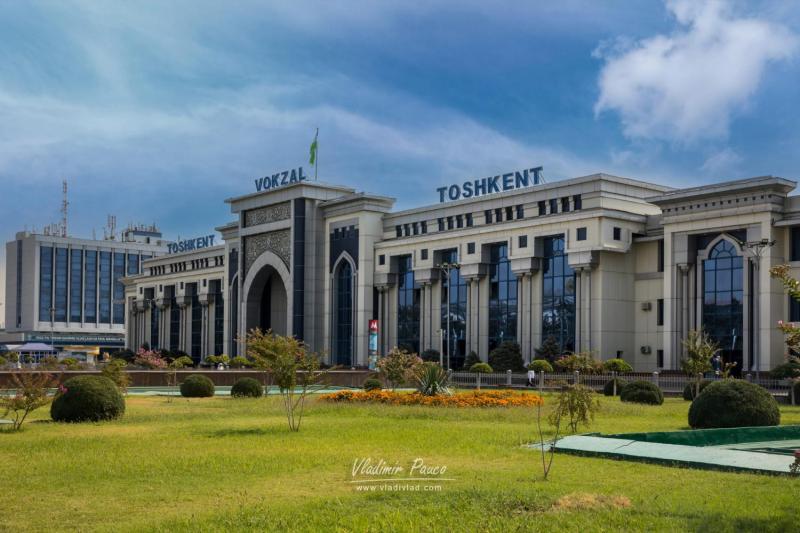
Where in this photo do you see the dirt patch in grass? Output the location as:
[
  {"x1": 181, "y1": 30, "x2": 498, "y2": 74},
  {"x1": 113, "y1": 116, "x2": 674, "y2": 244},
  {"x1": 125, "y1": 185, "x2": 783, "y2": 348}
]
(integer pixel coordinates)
[{"x1": 551, "y1": 493, "x2": 631, "y2": 512}]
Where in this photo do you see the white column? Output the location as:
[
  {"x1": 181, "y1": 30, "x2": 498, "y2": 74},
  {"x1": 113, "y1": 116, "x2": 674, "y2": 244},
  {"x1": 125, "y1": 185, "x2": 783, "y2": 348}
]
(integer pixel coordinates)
[{"x1": 574, "y1": 267, "x2": 582, "y2": 352}]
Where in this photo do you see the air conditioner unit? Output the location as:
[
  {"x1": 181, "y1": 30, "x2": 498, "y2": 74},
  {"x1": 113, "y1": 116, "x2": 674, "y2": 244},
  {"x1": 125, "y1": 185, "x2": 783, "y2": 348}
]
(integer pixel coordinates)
[
  {"x1": 641, "y1": 302, "x2": 652, "y2": 311},
  {"x1": 640, "y1": 346, "x2": 652, "y2": 354}
]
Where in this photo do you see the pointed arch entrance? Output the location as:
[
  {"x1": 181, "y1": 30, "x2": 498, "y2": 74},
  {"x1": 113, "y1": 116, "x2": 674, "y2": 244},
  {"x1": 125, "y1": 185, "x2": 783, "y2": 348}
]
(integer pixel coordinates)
[{"x1": 242, "y1": 251, "x2": 292, "y2": 338}]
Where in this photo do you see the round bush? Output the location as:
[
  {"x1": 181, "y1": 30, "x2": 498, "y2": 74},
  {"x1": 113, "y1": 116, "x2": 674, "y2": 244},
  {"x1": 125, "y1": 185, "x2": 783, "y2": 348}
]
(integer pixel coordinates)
[
  {"x1": 603, "y1": 358, "x2": 633, "y2": 373},
  {"x1": 231, "y1": 377, "x2": 263, "y2": 398},
  {"x1": 488, "y1": 342, "x2": 525, "y2": 372},
  {"x1": 363, "y1": 378, "x2": 382, "y2": 391},
  {"x1": 529, "y1": 359, "x2": 554, "y2": 373},
  {"x1": 180, "y1": 374, "x2": 215, "y2": 398},
  {"x1": 620, "y1": 381, "x2": 664, "y2": 405},
  {"x1": 603, "y1": 378, "x2": 629, "y2": 397},
  {"x1": 469, "y1": 362, "x2": 493, "y2": 373},
  {"x1": 688, "y1": 380, "x2": 780, "y2": 429},
  {"x1": 51, "y1": 376, "x2": 125, "y2": 423},
  {"x1": 682, "y1": 380, "x2": 712, "y2": 401}
]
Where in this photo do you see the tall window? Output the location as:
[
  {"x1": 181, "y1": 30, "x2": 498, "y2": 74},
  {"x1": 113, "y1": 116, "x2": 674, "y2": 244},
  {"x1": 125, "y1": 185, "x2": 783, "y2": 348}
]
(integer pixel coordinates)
[
  {"x1": 113, "y1": 252, "x2": 126, "y2": 324},
  {"x1": 440, "y1": 249, "x2": 467, "y2": 369},
  {"x1": 397, "y1": 255, "x2": 420, "y2": 354},
  {"x1": 70, "y1": 249, "x2": 82, "y2": 322},
  {"x1": 542, "y1": 236, "x2": 576, "y2": 353},
  {"x1": 84, "y1": 251, "x2": 97, "y2": 323},
  {"x1": 188, "y1": 283, "x2": 201, "y2": 363},
  {"x1": 54, "y1": 248, "x2": 68, "y2": 322},
  {"x1": 703, "y1": 239, "x2": 743, "y2": 371},
  {"x1": 127, "y1": 253, "x2": 140, "y2": 275},
  {"x1": 334, "y1": 261, "x2": 354, "y2": 366},
  {"x1": 39, "y1": 246, "x2": 53, "y2": 322},
  {"x1": 99, "y1": 251, "x2": 112, "y2": 323},
  {"x1": 212, "y1": 280, "x2": 224, "y2": 356},
  {"x1": 488, "y1": 243, "x2": 517, "y2": 351},
  {"x1": 168, "y1": 286, "x2": 180, "y2": 352},
  {"x1": 146, "y1": 288, "x2": 159, "y2": 350}
]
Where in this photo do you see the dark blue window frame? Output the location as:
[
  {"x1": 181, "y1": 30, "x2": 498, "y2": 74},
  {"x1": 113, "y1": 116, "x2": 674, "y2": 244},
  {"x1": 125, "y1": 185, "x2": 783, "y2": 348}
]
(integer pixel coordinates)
[
  {"x1": 54, "y1": 248, "x2": 68, "y2": 322},
  {"x1": 84, "y1": 251, "x2": 97, "y2": 323},
  {"x1": 440, "y1": 249, "x2": 467, "y2": 369},
  {"x1": 542, "y1": 236, "x2": 576, "y2": 354},
  {"x1": 488, "y1": 243, "x2": 517, "y2": 352},
  {"x1": 99, "y1": 251, "x2": 112, "y2": 323},
  {"x1": 39, "y1": 246, "x2": 53, "y2": 322},
  {"x1": 397, "y1": 255, "x2": 420, "y2": 354},
  {"x1": 702, "y1": 240, "x2": 743, "y2": 371},
  {"x1": 70, "y1": 249, "x2": 82, "y2": 322},
  {"x1": 334, "y1": 261, "x2": 354, "y2": 366}
]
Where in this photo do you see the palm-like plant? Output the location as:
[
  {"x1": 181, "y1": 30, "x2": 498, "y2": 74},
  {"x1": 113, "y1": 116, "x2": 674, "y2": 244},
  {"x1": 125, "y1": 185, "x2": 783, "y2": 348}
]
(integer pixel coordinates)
[{"x1": 415, "y1": 363, "x2": 452, "y2": 396}]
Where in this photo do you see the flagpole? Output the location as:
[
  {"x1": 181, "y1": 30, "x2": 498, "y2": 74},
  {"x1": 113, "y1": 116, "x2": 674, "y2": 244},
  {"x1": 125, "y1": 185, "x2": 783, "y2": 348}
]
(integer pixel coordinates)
[{"x1": 315, "y1": 127, "x2": 319, "y2": 181}]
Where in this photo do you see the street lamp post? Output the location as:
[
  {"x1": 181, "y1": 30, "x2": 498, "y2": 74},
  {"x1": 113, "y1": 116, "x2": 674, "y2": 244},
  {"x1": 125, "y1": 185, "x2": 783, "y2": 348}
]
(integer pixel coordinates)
[
  {"x1": 740, "y1": 238, "x2": 776, "y2": 381},
  {"x1": 436, "y1": 261, "x2": 460, "y2": 370}
]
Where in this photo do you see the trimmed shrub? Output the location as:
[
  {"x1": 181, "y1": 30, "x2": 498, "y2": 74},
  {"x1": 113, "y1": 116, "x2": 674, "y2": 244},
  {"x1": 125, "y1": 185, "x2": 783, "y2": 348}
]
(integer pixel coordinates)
[
  {"x1": 603, "y1": 378, "x2": 629, "y2": 397},
  {"x1": 469, "y1": 362, "x2": 493, "y2": 373},
  {"x1": 770, "y1": 358, "x2": 800, "y2": 380},
  {"x1": 231, "y1": 377, "x2": 263, "y2": 398},
  {"x1": 462, "y1": 351, "x2": 480, "y2": 370},
  {"x1": 180, "y1": 374, "x2": 215, "y2": 398},
  {"x1": 688, "y1": 380, "x2": 780, "y2": 429},
  {"x1": 620, "y1": 381, "x2": 664, "y2": 405},
  {"x1": 420, "y1": 349, "x2": 440, "y2": 363},
  {"x1": 529, "y1": 359, "x2": 554, "y2": 373},
  {"x1": 603, "y1": 358, "x2": 633, "y2": 373},
  {"x1": 51, "y1": 376, "x2": 125, "y2": 423},
  {"x1": 488, "y1": 342, "x2": 525, "y2": 372},
  {"x1": 363, "y1": 378, "x2": 382, "y2": 391},
  {"x1": 230, "y1": 356, "x2": 251, "y2": 369},
  {"x1": 682, "y1": 380, "x2": 712, "y2": 401},
  {"x1": 554, "y1": 353, "x2": 603, "y2": 374}
]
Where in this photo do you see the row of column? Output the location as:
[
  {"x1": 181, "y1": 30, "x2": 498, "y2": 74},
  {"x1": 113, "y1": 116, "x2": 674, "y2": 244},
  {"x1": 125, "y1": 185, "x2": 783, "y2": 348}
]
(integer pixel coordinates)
[{"x1": 129, "y1": 300, "x2": 219, "y2": 358}]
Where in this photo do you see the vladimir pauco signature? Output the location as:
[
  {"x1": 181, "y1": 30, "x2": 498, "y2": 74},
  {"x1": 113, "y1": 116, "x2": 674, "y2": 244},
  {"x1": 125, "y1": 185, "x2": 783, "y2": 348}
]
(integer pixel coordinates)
[{"x1": 350, "y1": 457, "x2": 455, "y2": 483}]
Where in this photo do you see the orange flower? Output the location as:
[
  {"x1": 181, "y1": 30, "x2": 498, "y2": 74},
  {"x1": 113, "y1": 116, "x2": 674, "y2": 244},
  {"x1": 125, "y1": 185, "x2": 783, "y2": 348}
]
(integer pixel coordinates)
[{"x1": 320, "y1": 389, "x2": 543, "y2": 408}]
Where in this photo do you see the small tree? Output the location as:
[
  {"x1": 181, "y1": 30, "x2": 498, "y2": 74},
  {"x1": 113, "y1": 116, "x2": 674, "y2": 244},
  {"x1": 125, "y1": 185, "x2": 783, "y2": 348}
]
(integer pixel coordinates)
[
  {"x1": 554, "y1": 352, "x2": 603, "y2": 374},
  {"x1": 603, "y1": 358, "x2": 633, "y2": 373},
  {"x1": 246, "y1": 330, "x2": 327, "y2": 432},
  {"x1": 535, "y1": 335, "x2": 562, "y2": 361},
  {"x1": 165, "y1": 356, "x2": 193, "y2": 402},
  {"x1": 488, "y1": 341, "x2": 525, "y2": 372},
  {"x1": 101, "y1": 359, "x2": 131, "y2": 394},
  {"x1": 548, "y1": 384, "x2": 600, "y2": 434},
  {"x1": 682, "y1": 329, "x2": 716, "y2": 397},
  {"x1": 770, "y1": 265, "x2": 800, "y2": 386},
  {"x1": 1, "y1": 372, "x2": 59, "y2": 431},
  {"x1": 376, "y1": 347, "x2": 422, "y2": 390},
  {"x1": 462, "y1": 351, "x2": 480, "y2": 370},
  {"x1": 134, "y1": 349, "x2": 167, "y2": 369}
]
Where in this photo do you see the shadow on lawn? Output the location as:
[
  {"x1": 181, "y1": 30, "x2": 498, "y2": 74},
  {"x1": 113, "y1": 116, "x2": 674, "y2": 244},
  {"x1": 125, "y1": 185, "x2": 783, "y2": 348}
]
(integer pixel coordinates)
[
  {"x1": 206, "y1": 427, "x2": 281, "y2": 438},
  {"x1": 689, "y1": 509, "x2": 797, "y2": 533}
]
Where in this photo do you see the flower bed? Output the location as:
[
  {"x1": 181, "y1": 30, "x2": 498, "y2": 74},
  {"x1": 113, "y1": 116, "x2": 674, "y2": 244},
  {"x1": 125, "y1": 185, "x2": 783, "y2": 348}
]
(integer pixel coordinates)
[{"x1": 320, "y1": 389, "x2": 543, "y2": 407}]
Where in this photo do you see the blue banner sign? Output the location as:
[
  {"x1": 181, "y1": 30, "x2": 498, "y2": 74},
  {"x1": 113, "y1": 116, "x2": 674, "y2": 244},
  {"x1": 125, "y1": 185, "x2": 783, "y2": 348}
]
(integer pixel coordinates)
[
  {"x1": 255, "y1": 166, "x2": 307, "y2": 192},
  {"x1": 436, "y1": 166, "x2": 543, "y2": 203},
  {"x1": 168, "y1": 235, "x2": 216, "y2": 254}
]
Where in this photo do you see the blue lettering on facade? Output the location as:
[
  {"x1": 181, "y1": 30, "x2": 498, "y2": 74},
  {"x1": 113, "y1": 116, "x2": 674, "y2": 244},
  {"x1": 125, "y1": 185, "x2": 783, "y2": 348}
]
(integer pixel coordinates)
[
  {"x1": 436, "y1": 166, "x2": 543, "y2": 203},
  {"x1": 168, "y1": 234, "x2": 217, "y2": 254},
  {"x1": 254, "y1": 167, "x2": 307, "y2": 192}
]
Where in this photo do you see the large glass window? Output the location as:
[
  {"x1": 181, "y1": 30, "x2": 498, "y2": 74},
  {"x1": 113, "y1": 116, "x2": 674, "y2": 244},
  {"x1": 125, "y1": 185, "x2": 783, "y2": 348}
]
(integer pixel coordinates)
[
  {"x1": 54, "y1": 248, "x2": 68, "y2": 321},
  {"x1": 189, "y1": 283, "x2": 202, "y2": 363},
  {"x1": 39, "y1": 246, "x2": 53, "y2": 322},
  {"x1": 146, "y1": 288, "x2": 159, "y2": 350},
  {"x1": 397, "y1": 255, "x2": 420, "y2": 354},
  {"x1": 113, "y1": 252, "x2": 125, "y2": 324},
  {"x1": 99, "y1": 252, "x2": 112, "y2": 323},
  {"x1": 703, "y1": 240, "x2": 743, "y2": 372},
  {"x1": 440, "y1": 249, "x2": 467, "y2": 369},
  {"x1": 211, "y1": 280, "x2": 224, "y2": 356},
  {"x1": 84, "y1": 251, "x2": 97, "y2": 323},
  {"x1": 334, "y1": 261, "x2": 353, "y2": 366},
  {"x1": 542, "y1": 236, "x2": 576, "y2": 353},
  {"x1": 70, "y1": 249, "x2": 82, "y2": 322},
  {"x1": 488, "y1": 243, "x2": 517, "y2": 351},
  {"x1": 168, "y1": 286, "x2": 180, "y2": 352},
  {"x1": 127, "y1": 253, "x2": 140, "y2": 275}
]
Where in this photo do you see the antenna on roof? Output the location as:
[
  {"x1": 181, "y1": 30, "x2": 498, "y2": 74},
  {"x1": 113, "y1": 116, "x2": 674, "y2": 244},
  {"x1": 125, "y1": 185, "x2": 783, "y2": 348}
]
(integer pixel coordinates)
[{"x1": 61, "y1": 180, "x2": 68, "y2": 237}]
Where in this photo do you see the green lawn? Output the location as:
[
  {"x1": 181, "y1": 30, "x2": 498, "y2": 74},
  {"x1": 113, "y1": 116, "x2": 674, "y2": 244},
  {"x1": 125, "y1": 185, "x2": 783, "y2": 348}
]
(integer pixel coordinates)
[{"x1": 2, "y1": 393, "x2": 799, "y2": 532}]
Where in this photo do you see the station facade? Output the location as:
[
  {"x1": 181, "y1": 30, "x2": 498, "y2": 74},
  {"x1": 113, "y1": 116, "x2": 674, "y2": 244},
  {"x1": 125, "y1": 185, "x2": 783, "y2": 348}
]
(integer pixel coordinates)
[{"x1": 122, "y1": 172, "x2": 800, "y2": 373}]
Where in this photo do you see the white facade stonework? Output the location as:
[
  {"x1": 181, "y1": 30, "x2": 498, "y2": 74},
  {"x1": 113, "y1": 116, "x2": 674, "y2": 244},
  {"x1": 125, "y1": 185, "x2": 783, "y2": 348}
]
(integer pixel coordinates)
[{"x1": 118, "y1": 173, "x2": 800, "y2": 373}]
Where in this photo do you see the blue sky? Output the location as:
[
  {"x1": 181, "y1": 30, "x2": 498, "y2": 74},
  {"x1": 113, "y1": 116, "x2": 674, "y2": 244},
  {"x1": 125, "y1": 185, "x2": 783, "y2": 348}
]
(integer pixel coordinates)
[{"x1": 1, "y1": 1, "x2": 799, "y2": 320}]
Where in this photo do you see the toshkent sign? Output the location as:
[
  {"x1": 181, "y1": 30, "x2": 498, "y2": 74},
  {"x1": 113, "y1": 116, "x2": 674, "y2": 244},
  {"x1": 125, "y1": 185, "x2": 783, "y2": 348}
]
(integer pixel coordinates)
[
  {"x1": 436, "y1": 166, "x2": 543, "y2": 203},
  {"x1": 168, "y1": 235, "x2": 216, "y2": 254},
  {"x1": 254, "y1": 166, "x2": 307, "y2": 192}
]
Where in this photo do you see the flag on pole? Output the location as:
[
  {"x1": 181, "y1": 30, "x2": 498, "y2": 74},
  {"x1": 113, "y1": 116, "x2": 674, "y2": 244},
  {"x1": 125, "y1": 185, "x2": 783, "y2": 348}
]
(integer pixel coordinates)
[{"x1": 309, "y1": 128, "x2": 318, "y2": 166}]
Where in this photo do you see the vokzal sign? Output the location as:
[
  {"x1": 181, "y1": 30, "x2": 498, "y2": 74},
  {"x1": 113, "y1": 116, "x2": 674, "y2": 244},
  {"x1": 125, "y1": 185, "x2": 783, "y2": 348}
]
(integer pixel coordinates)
[{"x1": 255, "y1": 166, "x2": 307, "y2": 192}]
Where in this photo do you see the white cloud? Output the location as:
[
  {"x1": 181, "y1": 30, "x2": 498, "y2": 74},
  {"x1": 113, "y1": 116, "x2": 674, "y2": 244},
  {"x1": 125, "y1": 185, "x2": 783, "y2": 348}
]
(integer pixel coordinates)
[
  {"x1": 700, "y1": 147, "x2": 743, "y2": 176},
  {"x1": 594, "y1": 0, "x2": 798, "y2": 142}
]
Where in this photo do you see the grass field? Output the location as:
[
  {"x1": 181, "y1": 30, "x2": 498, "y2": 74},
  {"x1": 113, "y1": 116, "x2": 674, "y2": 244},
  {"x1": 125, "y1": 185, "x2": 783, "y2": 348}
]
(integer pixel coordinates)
[{"x1": 2, "y1": 393, "x2": 799, "y2": 532}]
